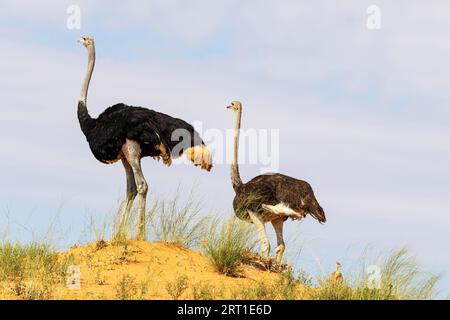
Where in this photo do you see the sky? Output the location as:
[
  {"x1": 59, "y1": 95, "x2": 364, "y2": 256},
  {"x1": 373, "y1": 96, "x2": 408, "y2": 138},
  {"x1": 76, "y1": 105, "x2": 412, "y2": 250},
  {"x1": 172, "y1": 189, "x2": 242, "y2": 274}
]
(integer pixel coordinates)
[{"x1": 0, "y1": 1, "x2": 449, "y2": 296}]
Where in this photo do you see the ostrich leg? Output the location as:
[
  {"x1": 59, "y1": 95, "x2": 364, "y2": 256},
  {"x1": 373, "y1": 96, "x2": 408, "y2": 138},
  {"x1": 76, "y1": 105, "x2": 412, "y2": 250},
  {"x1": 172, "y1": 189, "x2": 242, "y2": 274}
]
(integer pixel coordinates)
[
  {"x1": 271, "y1": 218, "x2": 285, "y2": 265},
  {"x1": 122, "y1": 140, "x2": 148, "y2": 240},
  {"x1": 121, "y1": 158, "x2": 137, "y2": 216},
  {"x1": 248, "y1": 211, "x2": 270, "y2": 258}
]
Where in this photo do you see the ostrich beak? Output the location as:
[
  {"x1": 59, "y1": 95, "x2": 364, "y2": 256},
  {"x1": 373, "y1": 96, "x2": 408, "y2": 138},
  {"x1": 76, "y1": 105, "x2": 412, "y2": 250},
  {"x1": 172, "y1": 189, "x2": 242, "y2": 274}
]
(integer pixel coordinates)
[{"x1": 226, "y1": 105, "x2": 232, "y2": 109}]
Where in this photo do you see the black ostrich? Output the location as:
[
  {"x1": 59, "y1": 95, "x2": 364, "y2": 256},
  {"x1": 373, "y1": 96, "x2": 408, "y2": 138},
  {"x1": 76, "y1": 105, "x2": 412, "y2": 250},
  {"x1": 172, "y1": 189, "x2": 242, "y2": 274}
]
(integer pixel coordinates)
[
  {"x1": 77, "y1": 36, "x2": 212, "y2": 240},
  {"x1": 227, "y1": 101, "x2": 326, "y2": 264}
]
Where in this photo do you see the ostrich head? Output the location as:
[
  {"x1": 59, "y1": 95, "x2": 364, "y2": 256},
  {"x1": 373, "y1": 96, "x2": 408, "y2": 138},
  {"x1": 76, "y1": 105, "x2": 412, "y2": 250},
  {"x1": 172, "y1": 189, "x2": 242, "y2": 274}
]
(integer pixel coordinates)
[
  {"x1": 227, "y1": 101, "x2": 242, "y2": 112},
  {"x1": 78, "y1": 36, "x2": 95, "y2": 48},
  {"x1": 335, "y1": 261, "x2": 341, "y2": 271}
]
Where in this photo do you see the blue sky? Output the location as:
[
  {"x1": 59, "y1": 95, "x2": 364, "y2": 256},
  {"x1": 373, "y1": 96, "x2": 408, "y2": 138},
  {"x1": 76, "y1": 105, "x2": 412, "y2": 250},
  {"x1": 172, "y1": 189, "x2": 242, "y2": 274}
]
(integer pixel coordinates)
[{"x1": 0, "y1": 1, "x2": 449, "y2": 296}]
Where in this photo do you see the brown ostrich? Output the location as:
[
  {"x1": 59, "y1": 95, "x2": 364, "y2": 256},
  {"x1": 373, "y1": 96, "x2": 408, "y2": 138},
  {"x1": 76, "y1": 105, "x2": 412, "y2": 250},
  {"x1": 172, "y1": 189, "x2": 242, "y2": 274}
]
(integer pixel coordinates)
[{"x1": 227, "y1": 101, "x2": 326, "y2": 264}]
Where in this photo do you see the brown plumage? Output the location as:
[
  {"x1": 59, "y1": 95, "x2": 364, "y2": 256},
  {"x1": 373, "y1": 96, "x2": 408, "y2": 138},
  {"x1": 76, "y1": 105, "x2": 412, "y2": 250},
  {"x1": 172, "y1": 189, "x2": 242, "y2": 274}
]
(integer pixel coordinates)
[
  {"x1": 227, "y1": 101, "x2": 326, "y2": 265},
  {"x1": 329, "y1": 262, "x2": 344, "y2": 284},
  {"x1": 233, "y1": 173, "x2": 326, "y2": 223}
]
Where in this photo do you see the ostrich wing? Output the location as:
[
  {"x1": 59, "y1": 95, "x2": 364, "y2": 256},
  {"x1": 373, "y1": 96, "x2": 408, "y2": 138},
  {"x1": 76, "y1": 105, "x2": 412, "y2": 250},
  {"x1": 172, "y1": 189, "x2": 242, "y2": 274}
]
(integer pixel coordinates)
[
  {"x1": 146, "y1": 111, "x2": 204, "y2": 155},
  {"x1": 94, "y1": 104, "x2": 212, "y2": 171},
  {"x1": 87, "y1": 104, "x2": 169, "y2": 164},
  {"x1": 145, "y1": 110, "x2": 212, "y2": 171},
  {"x1": 239, "y1": 173, "x2": 326, "y2": 223},
  {"x1": 267, "y1": 174, "x2": 326, "y2": 223}
]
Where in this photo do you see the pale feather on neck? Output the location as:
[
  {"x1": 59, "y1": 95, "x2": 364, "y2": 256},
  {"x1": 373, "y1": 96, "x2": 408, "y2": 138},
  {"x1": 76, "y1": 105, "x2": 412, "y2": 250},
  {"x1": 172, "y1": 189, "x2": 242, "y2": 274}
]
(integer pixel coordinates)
[
  {"x1": 231, "y1": 107, "x2": 243, "y2": 190},
  {"x1": 80, "y1": 45, "x2": 96, "y2": 103}
]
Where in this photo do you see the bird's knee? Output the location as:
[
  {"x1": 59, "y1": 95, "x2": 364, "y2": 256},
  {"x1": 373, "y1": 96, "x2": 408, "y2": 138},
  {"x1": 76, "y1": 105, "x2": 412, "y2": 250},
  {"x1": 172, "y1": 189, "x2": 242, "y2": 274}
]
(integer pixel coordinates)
[{"x1": 137, "y1": 181, "x2": 148, "y2": 195}]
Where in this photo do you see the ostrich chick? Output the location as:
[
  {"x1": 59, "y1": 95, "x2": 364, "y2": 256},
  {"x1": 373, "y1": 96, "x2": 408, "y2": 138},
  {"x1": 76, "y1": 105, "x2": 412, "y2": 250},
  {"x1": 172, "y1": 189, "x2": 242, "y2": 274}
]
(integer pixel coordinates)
[{"x1": 329, "y1": 261, "x2": 344, "y2": 284}]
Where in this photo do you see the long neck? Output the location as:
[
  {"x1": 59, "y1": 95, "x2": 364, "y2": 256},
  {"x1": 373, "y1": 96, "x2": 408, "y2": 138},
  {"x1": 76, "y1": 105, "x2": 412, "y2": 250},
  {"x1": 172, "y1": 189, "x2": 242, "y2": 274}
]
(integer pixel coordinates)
[
  {"x1": 78, "y1": 45, "x2": 95, "y2": 134},
  {"x1": 231, "y1": 108, "x2": 243, "y2": 191}
]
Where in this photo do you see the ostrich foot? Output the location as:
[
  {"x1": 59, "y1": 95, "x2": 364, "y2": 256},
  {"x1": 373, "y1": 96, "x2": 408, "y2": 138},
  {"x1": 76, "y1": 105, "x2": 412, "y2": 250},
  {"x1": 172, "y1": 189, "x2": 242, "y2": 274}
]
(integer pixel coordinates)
[
  {"x1": 259, "y1": 256, "x2": 290, "y2": 272},
  {"x1": 243, "y1": 252, "x2": 290, "y2": 272},
  {"x1": 275, "y1": 244, "x2": 285, "y2": 265}
]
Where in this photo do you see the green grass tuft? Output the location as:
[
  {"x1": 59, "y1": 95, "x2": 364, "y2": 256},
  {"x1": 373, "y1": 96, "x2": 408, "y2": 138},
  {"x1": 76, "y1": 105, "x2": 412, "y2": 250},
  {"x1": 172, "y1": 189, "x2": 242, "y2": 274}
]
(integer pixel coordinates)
[
  {"x1": 312, "y1": 248, "x2": 440, "y2": 300},
  {"x1": 166, "y1": 274, "x2": 189, "y2": 300},
  {"x1": 230, "y1": 271, "x2": 300, "y2": 300},
  {"x1": 0, "y1": 241, "x2": 72, "y2": 299},
  {"x1": 150, "y1": 192, "x2": 208, "y2": 248},
  {"x1": 191, "y1": 281, "x2": 220, "y2": 300},
  {"x1": 202, "y1": 217, "x2": 256, "y2": 276}
]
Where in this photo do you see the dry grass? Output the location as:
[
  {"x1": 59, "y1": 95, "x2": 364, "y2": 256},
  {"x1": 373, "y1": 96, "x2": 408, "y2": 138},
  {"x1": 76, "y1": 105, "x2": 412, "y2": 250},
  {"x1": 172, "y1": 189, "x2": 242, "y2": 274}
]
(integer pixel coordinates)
[
  {"x1": 311, "y1": 248, "x2": 440, "y2": 300},
  {"x1": 0, "y1": 240, "x2": 440, "y2": 300},
  {"x1": 113, "y1": 273, "x2": 150, "y2": 300},
  {"x1": 0, "y1": 242, "x2": 72, "y2": 299},
  {"x1": 0, "y1": 193, "x2": 441, "y2": 300},
  {"x1": 202, "y1": 217, "x2": 257, "y2": 276},
  {"x1": 149, "y1": 193, "x2": 208, "y2": 248},
  {"x1": 166, "y1": 275, "x2": 189, "y2": 300},
  {"x1": 230, "y1": 270, "x2": 306, "y2": 299},
  {"x1": 191, "y1": 281, "x2": 222, "y2": 300}
]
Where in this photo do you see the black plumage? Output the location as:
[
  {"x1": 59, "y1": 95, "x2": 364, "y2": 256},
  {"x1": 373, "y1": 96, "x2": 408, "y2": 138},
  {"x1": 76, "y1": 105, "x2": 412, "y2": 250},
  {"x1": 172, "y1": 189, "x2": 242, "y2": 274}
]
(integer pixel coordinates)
[
  {"x1": 78, "y1": 102, "x2": 208, "y2": 166},
  {"x1": 77, "y1": 35, "x2": 212, "y2": 240},
  {"x1": 233, "y1": 173, "x2": 326, "y2": 223}
]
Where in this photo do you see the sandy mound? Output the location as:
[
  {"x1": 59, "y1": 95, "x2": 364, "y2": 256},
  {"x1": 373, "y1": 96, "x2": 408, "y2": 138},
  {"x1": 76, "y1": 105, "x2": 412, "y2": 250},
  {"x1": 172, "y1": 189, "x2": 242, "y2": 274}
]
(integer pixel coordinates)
[{"x1": 47, "y1": 240, "x2": 299, "y2": 300}]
